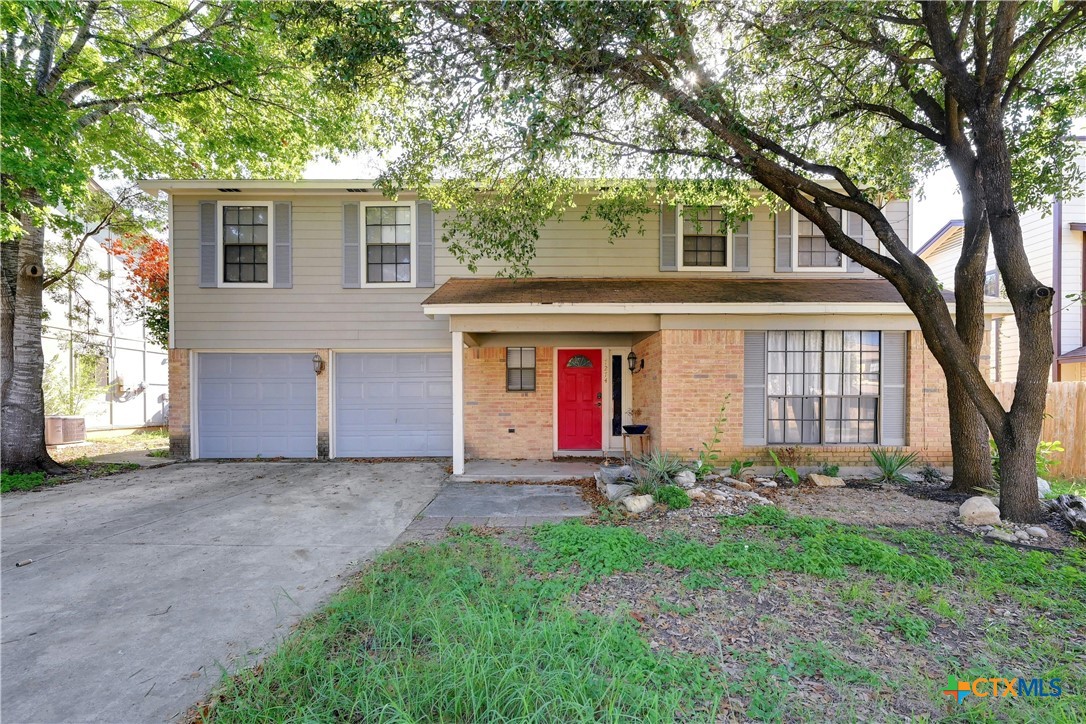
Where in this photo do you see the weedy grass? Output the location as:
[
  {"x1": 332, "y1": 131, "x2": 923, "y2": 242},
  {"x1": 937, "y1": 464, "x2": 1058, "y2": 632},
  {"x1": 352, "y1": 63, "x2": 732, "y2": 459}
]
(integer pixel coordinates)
[
  {"x1": 207, "y1": 509, "x2": 1086, "y2": 722},
  {"x1": 208, "y1": 534, "x2": 724, "y2": 723},
  {"x1": 1, "y1": 471, "x2": 47, "y2": 493}
]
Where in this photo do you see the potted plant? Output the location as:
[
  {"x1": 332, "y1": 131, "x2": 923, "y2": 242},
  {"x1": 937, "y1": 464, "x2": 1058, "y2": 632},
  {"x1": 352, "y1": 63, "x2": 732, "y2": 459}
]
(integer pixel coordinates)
[{"x1": 622, "y1": 408, "x2": 648, "y2": 435}]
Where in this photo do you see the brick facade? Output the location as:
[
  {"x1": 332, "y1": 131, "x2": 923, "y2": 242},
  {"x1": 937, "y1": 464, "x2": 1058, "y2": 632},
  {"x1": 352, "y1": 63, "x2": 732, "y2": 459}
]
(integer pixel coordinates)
[
  {"x1": 168, "y1": 349, "x2": 190, "y2": 457},
  {"x1": 317, "y1": 348, "x2": 330, "y2": 458},
  {"x1": 463, "y1": 346, "x2": 554, "y2": 459}
]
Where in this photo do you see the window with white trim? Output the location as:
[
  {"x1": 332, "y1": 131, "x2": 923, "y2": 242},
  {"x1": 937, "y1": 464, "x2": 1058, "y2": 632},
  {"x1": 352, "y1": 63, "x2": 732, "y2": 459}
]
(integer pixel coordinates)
[
  {"x1": 365, "y1": 205, "x2": 413, "y2": 283},
  {"x1": 679, "y1": 206, "x2": 734, "y2": 269},
  {"x1": 506, "y1": 347, "x2": 536, "y2": 391},
  {"x1": 221, "y1": 204, "x2": 271, "y2": 285},
  {"x1": 767, "y1": 330, "x2": 881, "y2": 444},
  {"x1": 795, "y1": 208, "x2": 846, "y2": 270}
]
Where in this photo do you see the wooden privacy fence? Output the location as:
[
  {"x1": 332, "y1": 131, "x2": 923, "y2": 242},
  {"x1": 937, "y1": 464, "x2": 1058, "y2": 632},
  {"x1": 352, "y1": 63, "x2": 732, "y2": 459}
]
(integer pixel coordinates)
[{"x1": 990, "y1": 381, "x2": 1086, "y2": 479}]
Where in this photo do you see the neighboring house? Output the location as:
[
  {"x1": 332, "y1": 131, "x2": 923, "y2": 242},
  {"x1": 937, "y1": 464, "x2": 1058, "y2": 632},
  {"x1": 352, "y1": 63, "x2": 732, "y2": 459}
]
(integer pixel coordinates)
[
  {"x1": 140, "y1": 179, "x2": 1008, "y2": 473},
  {"x1": 917, "y1": 150, "x2": 1086, "y2": 383},
  {"x1": 42, "y1": 192, "x2": 169, "y2": 431}
]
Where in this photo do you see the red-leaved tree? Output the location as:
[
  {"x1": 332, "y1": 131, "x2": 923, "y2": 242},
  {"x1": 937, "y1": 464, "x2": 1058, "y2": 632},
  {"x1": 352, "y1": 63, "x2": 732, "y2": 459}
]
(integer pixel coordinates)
[{"x1": 105, "y1": 234, "x2": 168, "y2": 348}]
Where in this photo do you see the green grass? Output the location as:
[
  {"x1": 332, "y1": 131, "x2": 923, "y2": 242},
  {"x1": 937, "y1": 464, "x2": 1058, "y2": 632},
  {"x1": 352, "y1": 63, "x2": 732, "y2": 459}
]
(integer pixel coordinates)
[
  {"x1": 1, "y1": 471, "x2": 47, "y2": 493},
  {"x1": 209, "y1": 533, "x2": 724, "y2": 723},
  {"x1": 207, "y1": 510, "x2": 1086, "y2": 722},
  {"x1": 147, "y1": 449, "x2": 170, "y2": 458},
  {"x1": 1049, "y1": 477, "x2": 1086, "y2": 498},
  {"x1": 65, "y1": 457, "x2": 141, "y2": 475}
]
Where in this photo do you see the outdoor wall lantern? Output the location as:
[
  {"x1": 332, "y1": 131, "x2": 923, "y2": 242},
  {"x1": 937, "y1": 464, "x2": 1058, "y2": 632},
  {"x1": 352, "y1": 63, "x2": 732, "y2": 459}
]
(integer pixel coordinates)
[
  {"x1": 627, "y1": 351, "x2": 644, "y2": 374},
  {"x1": 312, "y1": 353, "x2": 325, "y2": 375}
]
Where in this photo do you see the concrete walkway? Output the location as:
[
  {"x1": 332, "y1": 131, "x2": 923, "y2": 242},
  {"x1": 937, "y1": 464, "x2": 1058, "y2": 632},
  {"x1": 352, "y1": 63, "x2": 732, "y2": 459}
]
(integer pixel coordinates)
[
  {"x1": 453, "y1": 459, "x2": 599, "y2": 482},
  {"x1": 1, "y1": 462, "x2": 444, "y2": 724},
  {"x1": 397, "y1": 482, "x2": 592, "y2": 544}
]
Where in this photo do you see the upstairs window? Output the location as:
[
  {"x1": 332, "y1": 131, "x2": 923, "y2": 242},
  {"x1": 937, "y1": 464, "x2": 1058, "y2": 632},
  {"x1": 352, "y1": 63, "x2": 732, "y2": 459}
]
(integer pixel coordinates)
[
  {"x1": 795, "y1": 208, "x2": 846, "y2": 270},
  {"x1": 681, "y1": 206, "x2": 731, "y2": 269},
  {"x1": 365, "y1": 205, "x2": 413, "y2": 284},
  {"x1": 222, "y1": 205, "x2": 270, "y2": 285},
  {"x1": 506, "y1": 347, "x2": 536, "y2": 391},
  {"x1": 984, "y1": 270, "x2": 1000, "y2": 297}
]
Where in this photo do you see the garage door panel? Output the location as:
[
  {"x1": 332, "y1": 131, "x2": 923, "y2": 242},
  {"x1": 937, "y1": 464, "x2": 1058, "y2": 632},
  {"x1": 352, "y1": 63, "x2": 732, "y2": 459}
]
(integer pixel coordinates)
[
  {"x1": 197, "y1": 353, "x2": 316, "y2": 458},
  {"x1": 335, "y1": 352, "x2": 452, "y2": 457}
]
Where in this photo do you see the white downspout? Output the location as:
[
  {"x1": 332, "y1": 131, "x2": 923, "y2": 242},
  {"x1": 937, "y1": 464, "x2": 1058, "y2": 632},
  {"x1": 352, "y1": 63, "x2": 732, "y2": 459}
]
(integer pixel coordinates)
[{"x1": 452, "y1": 331, "x2": 465, "y2": 475}]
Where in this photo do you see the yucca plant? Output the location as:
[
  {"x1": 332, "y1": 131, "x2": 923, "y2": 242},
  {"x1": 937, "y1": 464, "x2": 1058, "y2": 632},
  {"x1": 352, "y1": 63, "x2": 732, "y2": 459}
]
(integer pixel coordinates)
[
  {"x1": 870, "y1": 447, "x2": 920, "y2": 485},
  {"x1": 633, "y1": 449, "x2": 688, "y2": 490}
]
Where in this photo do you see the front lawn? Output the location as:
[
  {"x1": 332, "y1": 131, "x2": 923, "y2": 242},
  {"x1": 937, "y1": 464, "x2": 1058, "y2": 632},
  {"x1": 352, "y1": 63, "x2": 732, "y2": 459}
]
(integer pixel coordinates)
[{"x1": 201, "y1": 507, "x2": 1084, "y2": 723}]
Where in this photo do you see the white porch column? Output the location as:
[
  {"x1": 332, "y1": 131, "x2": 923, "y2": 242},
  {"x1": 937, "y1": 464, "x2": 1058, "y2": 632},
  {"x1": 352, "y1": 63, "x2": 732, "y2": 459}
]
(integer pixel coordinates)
[{"x1": 452, "y1": 331, "x2": 465, "y2": 475}]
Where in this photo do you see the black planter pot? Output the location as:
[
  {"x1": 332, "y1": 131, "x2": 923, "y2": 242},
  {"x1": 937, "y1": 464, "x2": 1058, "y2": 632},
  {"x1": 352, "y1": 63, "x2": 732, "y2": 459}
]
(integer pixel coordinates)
[{"x1": 622, "y1": 424, "x2": 649, "y2": 434}]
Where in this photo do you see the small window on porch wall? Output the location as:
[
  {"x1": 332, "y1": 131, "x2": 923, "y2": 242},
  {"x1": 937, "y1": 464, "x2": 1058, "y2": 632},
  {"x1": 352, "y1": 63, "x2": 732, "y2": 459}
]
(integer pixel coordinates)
[{"x1": 506, "y1": 347, "x2": 536, "y2": 391}]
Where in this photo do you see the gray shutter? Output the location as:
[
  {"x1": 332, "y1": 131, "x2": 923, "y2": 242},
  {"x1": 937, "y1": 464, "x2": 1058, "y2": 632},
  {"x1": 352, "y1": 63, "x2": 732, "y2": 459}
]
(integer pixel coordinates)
[
  {"x1": 881, "y1": 331, "x2": 907, "y2": 445},
  {"x1": 342, "y1": 202, "x2": 361, "y2": 288},
  {"x1": 743, "y1": 331, "x2": 767, "y2": 446},
  {"x1": 733, "y1": 219, "x2": 750, "y2": 271},
  {"x1": 199, "y1": 201, "x2": 217, "y2": 287},
  {"x1": 415, "y1": 200, "x2": 435, "y2": 288},
  {"x1": 273, "y1": 201, "x2": 292, "y2": 288},
  {"x1": 847, "y1": 210, "x2": 864, "y2": 273},
  {"x1": 659, "y1": 204, "x2": 678, "y2": 271},
  {"x1": 774, "y1": 209, "x2": 792, "y2": 272}
]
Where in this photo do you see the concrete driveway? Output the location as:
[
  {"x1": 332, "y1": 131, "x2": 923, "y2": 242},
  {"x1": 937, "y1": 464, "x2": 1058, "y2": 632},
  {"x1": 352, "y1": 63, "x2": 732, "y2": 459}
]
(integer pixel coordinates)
[{"x1": 1, "y1": 462, "x2": 444, "y2": 724}]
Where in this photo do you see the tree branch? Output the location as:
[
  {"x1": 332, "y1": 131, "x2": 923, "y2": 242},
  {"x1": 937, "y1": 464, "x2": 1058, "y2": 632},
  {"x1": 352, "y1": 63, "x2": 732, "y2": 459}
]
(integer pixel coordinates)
[
  {"x1": 41, "y1": 1, "x2": 100, "y2": 94},
  {"x1": 1002, "y1": 5, "x2": 1086, "y2": 107}
]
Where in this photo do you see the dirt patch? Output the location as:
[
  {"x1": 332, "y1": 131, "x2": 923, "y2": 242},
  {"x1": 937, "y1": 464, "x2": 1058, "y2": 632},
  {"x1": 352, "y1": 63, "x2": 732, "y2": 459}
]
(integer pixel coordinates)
[{"x1": 773, "y1": 483, "x2": 958, "y2": 528}]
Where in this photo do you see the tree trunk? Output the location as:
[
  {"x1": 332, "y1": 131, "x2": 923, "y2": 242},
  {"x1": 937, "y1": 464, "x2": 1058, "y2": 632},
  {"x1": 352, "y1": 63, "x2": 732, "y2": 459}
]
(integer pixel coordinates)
[
  {"x1": 1, "y1": 189, "x2": 64, "y2": 474},
  {"x1": 945, "y1": 200, "x2": 995, "y2": 493}
]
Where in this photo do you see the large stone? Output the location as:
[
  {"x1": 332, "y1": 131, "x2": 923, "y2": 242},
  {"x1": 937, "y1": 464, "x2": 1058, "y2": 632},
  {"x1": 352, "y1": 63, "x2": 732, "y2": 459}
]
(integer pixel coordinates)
[
  {"x1": 730, "y1": 481, "x2": 754, "y2": 491},
  {"x1": 808, "y1": 473, "x2": 845, "y2": 488},
  {"x1": 960, "y1": 496, "x2": 1001, "y2": 526},
  {"x1": 985, "y1": 529, "x2": 1018, "y2": 544},
  {"x1": 621, "y1": 495, "x2": 654, "y2": 514},
  {"x1": 1026, "y1": 526, "x2": 1049, "y2": 539},
  {"x1": 599, "y1": 464, "x2": 634, "y2": 486},
  {"x1": 1037, "y1": 477, "x2": 1051, "y2": 498},
  {"x1": 759, "y1": 480, "x2": 778, "y2": 488},
  {"x1": 604, "y1": 483, "x2": 634, "y2": 502},
  {"x1": 675, "y1": 470, "x2": 697, "y2": 488},
  {"x1": 687, "y1": 487, "x2": 708, "y2": 502}
]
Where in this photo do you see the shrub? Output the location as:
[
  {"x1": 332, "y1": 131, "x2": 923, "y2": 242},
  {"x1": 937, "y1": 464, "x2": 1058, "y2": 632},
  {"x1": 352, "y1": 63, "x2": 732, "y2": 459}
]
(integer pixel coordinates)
[
  {"x1": 696, "y1": 396, "x2": 730, "y2": 476},
  {"x1": 655, "y1": 485, "x2": 691, "y2": 510},
  {"x1": 768, "y1": 449, "x2": 800, "y2": 485},
  {"x1": 729, "y1": 458, "x2": 755, "y2": 478},
  {"x1": 816, "y1": 462, "x2": 840, "y2": 477},
  {"x1": 918, "y1": 462, "x2": 944, "y2": 485},
  {"x1": 870, "y1": 447, "x2": 919, "y2": 485}
]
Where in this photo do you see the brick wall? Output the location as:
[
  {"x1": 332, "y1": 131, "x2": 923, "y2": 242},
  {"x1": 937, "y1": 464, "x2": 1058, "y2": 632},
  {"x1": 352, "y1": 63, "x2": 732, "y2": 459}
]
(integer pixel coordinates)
[
  {"x1": 642, "y1": 329, "x2": 954, "y2": 467},
  {"x1": 658, "y1": 330, "x2": 745, "y2": 457},
  {"x1": 464, "y1": 346, "x2": 554, "y2": 459},
  {"x1": 631, "y1": 334, "x2": 662, "y2": 446},
  {"x1": 168, "y1": 349, "x2": 190, "y2": 457}
]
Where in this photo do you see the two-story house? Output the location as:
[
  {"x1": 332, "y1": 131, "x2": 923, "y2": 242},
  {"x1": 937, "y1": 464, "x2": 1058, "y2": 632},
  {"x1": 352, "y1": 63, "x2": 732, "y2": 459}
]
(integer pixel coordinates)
[
  {"x1": 140, "y1": 179, "x2": 997, "y2": 475},
  {"x1": 917, "y1": 147, "x2": 1085, "y2": 383}
]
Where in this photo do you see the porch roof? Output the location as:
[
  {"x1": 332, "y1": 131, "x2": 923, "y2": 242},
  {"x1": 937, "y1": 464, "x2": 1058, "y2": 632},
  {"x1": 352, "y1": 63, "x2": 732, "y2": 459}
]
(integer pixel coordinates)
[{"x1": 423, "y1": 276, "x2": 956, "y2": 310}]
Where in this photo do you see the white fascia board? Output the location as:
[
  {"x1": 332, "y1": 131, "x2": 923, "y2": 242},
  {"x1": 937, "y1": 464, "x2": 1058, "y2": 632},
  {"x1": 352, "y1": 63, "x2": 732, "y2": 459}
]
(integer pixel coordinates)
[
  {"x1": 137, "y1": 179, "x2": 382, "y2": 196},
  {"x1": 423, "y1": 300, "x2": 1015, "y2": 317}
]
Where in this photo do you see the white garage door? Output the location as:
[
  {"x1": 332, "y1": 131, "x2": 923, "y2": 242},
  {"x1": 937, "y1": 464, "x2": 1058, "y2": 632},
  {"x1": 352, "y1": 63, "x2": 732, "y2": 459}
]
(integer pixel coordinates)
[
  {"x1": 334, "y1": 352, "x2": 452, "y2": 457},
  {"x1": 197, "y1": 353, "x2": 316, "y2": 458}
]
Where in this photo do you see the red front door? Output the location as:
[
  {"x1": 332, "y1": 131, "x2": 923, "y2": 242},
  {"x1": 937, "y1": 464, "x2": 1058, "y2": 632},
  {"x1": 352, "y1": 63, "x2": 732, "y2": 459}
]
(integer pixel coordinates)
[{"x1": 557, "y1": 349, "x2": 602, "y2": 450}]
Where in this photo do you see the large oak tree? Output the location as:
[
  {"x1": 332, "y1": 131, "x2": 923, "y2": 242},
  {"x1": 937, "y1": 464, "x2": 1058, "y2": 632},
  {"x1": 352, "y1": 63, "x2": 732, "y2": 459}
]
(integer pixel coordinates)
[
  {"x1": 1, "y1": 0, "x2": 374, "y2": 472},
  {"x1": 311, "y1": 0, "x2": 1084, "y2": 521}
]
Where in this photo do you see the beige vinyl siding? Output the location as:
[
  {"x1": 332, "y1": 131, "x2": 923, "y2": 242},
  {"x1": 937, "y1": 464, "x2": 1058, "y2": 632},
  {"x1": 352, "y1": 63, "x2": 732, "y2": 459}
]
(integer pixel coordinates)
[
  {"x1": 1059, "y1": 156, "x2": 1085, "y2": 355},
  {"x1": 172, "y1": 194, "x2": 450, "y2": 350},
  {"x1": 922, "y1": 238, "x2": 962, "y2": 288},
  {"x1": 172, "y1": 192, "x2": 910, "y2": 350}
]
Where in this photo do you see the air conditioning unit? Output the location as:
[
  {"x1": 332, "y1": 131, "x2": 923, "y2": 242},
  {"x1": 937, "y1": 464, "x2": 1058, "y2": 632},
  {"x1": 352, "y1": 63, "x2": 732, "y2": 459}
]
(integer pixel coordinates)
[{"x1": 45, "y1": 415, "x2": 86, "y2": 446}]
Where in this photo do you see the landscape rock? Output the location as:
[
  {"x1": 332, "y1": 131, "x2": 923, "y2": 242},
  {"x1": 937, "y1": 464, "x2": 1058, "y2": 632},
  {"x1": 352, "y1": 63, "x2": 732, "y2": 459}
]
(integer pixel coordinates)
[
  {"x1": 707, "y1": 489, "x2": 734, "y2": 502},
  {"x1": 703, "y1": 474, "x2": 722, "y2": 483},
  {"x1": 687, "y1": 487, "x2": 708, "y2": 502},
  {"x1": 1036, "y1": 477, "x2": 1051, "y2": 498},
  {"x1": 752, "y1": 477, "x2": 773, "y2": 484},
  {"x1": 1014, "y1": 530, "x2": 1030, "y2": 540},
  {"x1": 598, "y1": 464, "x2": 634, "y2": 486},
  {"x1": 985, "y1": 530, "x2": 1018, "y2": 544},
  {"x1": 675, "y1": 470, "x2": 697, "y2": 488},
  {"x1": 1026, "y1": 526, "x2": 1048, "y2": 539},
  {"x1": 960, "y1": 496, "x2": 1001, "y2": 526},
  {"x1": 731, "y1": 490, "x2": 774, "y2": 505},
  {"x1": 621, "y1": 494, "x2": 654, "y2": 514},
  {"x1": 758, "y1": 480, "x2": 778, "y2": 488},
  {"x1": 808, "y1": 473, "x2": 845, "y2": 488},
  {"x1": 604, "y1": 483, "x2": 634, "y2": 502},
  {"x1": 730, "y1": 481, "x2": 754, "y2": 491}
]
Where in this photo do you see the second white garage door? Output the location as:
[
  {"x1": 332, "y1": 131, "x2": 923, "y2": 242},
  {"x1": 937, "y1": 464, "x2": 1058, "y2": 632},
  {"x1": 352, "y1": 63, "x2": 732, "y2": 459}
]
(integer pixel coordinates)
[{"x1": 334, "y1": 352, "x2": 453, "y2": 457}]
